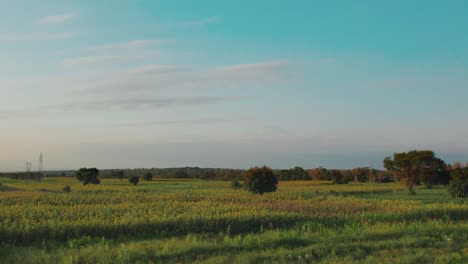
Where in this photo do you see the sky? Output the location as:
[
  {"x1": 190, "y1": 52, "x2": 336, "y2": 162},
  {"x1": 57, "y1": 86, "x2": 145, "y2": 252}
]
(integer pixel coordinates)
[{"x1": 1, "y1": 0, "x2": 468, "y2": 171}]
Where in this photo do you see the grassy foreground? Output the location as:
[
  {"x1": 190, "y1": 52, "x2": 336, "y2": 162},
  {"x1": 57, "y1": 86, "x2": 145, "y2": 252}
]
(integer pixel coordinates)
[{"x1": 0, "y1": 178, "x2": 466, "y2": 263}]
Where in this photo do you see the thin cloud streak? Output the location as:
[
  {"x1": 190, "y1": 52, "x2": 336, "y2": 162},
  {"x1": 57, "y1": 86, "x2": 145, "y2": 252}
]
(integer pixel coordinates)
[
  {"x1": 126, "y1": 65, "x2": 183, "y2": 75},
  {"x1": 211, "y1": 61, "x2": 290, "y2": 72},
  {"x1": 39, "y1": 13, "x2": 75, "y2": 25},
  {"x1": 116, "y1": 118, "x2": 229, "y2": 127},
  {"x1": 62, "y1": 55, "x2": 123, "y2": 67},
  {"x1": 50, "y1": 97, "x2": 228, "y2": 112},
  {"x1": 0, "y1": 32, "x2": 74, "y2": 41},
  {"x1": 88, "y1": 39, "x2": 163, "y2": 51},
  {"x1": 76, "y1": 60, "x2": 292, "y2": 93},
  {"x1": 0, "y1": 97, "x2": 230, "y2": 119}
]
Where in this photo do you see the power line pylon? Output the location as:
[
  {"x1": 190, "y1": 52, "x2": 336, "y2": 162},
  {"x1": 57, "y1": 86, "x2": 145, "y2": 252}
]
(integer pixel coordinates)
[{"x1": 38, "y1": 152, "x2": 43, "y2": 172}]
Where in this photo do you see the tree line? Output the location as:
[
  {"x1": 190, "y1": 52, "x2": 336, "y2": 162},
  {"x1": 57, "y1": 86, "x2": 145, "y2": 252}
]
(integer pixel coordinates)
[{"x1": 2, "y1": 149, "x2": 466, "y2": 197}]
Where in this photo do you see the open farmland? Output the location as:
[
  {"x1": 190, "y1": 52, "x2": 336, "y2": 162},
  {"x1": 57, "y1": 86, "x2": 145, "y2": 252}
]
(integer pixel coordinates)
[{"x1": 0, "y1": 178, "x2": 466, "y2": 263}]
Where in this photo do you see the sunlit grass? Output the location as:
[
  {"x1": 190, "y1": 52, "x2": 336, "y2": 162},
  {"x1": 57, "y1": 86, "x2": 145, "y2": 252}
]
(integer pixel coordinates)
[{"x1": 0, "y1": 177, "x2": 466, "y2": 263}]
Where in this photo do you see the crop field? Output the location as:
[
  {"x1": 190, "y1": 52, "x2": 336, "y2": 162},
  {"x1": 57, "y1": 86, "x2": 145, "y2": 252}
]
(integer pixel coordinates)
[{"x1": 0, "y1": 178, "x2": 467, "y2": 263}]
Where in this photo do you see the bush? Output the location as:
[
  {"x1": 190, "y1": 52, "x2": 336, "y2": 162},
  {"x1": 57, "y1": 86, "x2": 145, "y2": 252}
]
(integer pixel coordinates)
[
  {"x1": 243, "y1": 166, "x2": 278, "y2": 195},
  {"x1": 143, "y1": 173, "x2": 153, "y2": 181},
  {"x1": 63, "y1": 185, "x2": 71, "y2": 192},
  {"x1": 328, "y1": 170, "x2": 349, "y2": 184},
  {"x1": 231, "y1": 180, "x2": 242, "y2": 189},
  {"x1": 448, "y1": 164, "x2": 468, "y2": 198},
  {"x1": 129, "y1": 176, "x2": 140, "y2": 186},
  {"x1": 76, "y1": 168, "x2": 100, "y2": 186}
]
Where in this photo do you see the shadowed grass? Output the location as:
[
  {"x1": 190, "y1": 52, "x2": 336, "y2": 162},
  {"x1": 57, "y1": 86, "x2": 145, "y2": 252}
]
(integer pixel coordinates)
[{"x1": 0, "y1": 178, "x2": 466, "y2": 263}]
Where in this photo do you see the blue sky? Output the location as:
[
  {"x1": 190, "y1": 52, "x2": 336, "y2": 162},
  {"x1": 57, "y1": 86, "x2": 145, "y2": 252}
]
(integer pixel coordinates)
[{"x1": 1, "y1": 1, "x2": 468, "y2": 171}]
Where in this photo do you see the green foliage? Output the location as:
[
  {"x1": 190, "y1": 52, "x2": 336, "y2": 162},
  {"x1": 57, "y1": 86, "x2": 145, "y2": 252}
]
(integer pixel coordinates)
[
  {"x1": 111, "y1": 170, "x2": 125, "y2": 180},
  {"x1": 448, "y1": 163, "x2": 468, "y2": 198},
  {"x1": 231, "y1": 180, "x2": 242, "y2": 189},
  {"x1": 3, "y1": 172, "x2": 43, "y2": 181},
  {"x1": 76, "y1": 168, "x2": 100, "y2": 186},
  {"x1": 143, "y1": 173, "x2": 153, "y2": 181},
  {"x1": 128, "y1": 176, "x2": 140, "y2": 186},
  {"x1": 243, "y1": 166, "x2": 278, "y2": 195},
  {"x1": 277, "y1": 166, "x2": 311, "y2": 181},
  {"x1": 95, "y1": 167, "x2": 244, "y2": 181},
  {"x1": 384, "y1": 150, "x2": 447, "y2": 191},
  {"x1": 328, "y1": 169, "x2": 349, "y2": 184},
  {"x1": 63, "y1": 185, "x2": 71, "y2": 192}
]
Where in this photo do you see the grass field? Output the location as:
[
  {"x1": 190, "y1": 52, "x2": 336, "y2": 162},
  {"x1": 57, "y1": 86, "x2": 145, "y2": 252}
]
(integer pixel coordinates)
[{"x1": 0, "y1": 177, "x2": 466, "y2": 263}]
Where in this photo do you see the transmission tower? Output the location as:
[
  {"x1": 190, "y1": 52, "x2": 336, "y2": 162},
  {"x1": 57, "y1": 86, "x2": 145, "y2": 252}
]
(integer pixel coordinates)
[
  {"x1": 25, "y1": 162, "x2": 32, "y2": 172},
  {"x1": 38, "y1": 152, "x2": 43, "y2": 172}
]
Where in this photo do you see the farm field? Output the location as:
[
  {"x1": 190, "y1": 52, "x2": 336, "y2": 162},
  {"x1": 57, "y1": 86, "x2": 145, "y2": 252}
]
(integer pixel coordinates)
[{"x1": 0, "y1": 178, "x2": 467, "y2": 264}]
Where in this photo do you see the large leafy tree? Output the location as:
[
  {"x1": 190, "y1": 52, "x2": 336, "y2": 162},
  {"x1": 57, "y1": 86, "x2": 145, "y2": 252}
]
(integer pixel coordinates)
[
  {"x1": 76, "y1": 168, "x2": 100, "y2": 186},
  {"x1": 383, "y1": 150, "x2": 447, "y2": 191},
  {"x1": 448, "y1": 162, "x2": 468, "y2": 198},
  {"x1": 243, "y1": 166, "x2": 278, "y2": 195}
]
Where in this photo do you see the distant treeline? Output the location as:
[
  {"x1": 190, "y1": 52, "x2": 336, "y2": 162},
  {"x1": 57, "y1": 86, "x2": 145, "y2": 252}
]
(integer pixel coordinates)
[
  {"x1": 102, "y1": 167, "x2": 393, "y2": 183},
  {"x1": 0, "y1": 166, "x2": 394, "y2": 183},
  {"x1": 99, "y1": 167, "x2": 245, "y2": 181},
  {"x1": 0, "y1": 172, "x2": 44, "y2": 181},
  {"x1": 276, "y1": 167, "x2": 394, "y2": 183},
  {"x1": 307, "y1": 167, "x2": 394, "y2": 184}
]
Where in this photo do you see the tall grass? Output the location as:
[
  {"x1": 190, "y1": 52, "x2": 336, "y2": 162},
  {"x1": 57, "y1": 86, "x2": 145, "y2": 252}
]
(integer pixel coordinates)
[{"x1": 0, "y1": 178, "x2": 466, "y2": 263}]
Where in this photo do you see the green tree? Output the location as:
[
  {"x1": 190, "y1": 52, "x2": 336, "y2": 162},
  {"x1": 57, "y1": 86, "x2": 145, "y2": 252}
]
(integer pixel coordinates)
[
  {"x1": 143, "y1": 173, "x2": 153, "y2": 181},
  {"x1": 384, "y1": 150, "x2": 447, "y2": 191},
  {"x1": 243, "y1": 166, "x2": 278, "y2": 195},
  {"x1": 129, "y1": 176, "x2": 140, "y2": 186},
  {"x1": 448, "y1": 162, "x2": 468, "y2": 198},
  {"x1": 328, "y1": 170, "x2": 349, "y2": 184},
  {"x1": 290, "y1": 166, "x2": 311, "y2": 180},
  {"x1": 76, "y1": 168, "x2": 100, "y2": 186},
  {"x1": 112, "y1": 170, "x2": 125, "y2": 180}
]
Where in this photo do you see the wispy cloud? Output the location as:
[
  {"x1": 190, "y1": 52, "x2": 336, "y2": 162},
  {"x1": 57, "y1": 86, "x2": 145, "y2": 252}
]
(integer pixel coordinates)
[
  {"x1": 50, "y1": 96, "x2": 227, "y2": 112},
  {"x1": 126, "y1": 65, "x2": 184, "y2": 75},
  {"x1": 89, "y1": 39, "x2": 163, "y2": 51},
  {"x1": 116, "y1": 118, "x2": 229, "y2": 127},
  {"x1": 0, "y1": 96, "x2": 229, "y2": 119},
  {"x1": 0, "y1": 32, "x2": 74, "y2": 41},
  {"x1": 75, "y1": 60, "x2": 292, "y2": 93},
  {"x1": 61, "y1": 40, "x2": 163, "y2": 67},
  {"x1": 210, "y1": 61, "x2": 290, "y2": 74},
  {"x1": 39, "y1": 13, "x2": 75, "y2": 25},
  {"x1": 62, "y1": 55, "x2": 123, "y2": 67}
]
